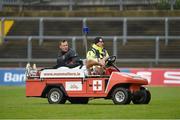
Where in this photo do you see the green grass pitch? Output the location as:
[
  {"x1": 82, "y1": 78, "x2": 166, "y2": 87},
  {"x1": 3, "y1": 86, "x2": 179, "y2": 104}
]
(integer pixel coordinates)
[{"x1": 0, "y1": 86, "x2": 180, "y2": 119}]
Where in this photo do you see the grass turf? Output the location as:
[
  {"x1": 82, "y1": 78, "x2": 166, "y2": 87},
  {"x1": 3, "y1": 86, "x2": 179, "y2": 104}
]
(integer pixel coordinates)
[{"x1": 0, "y1": 86, "x2": 180, "y2": 119}]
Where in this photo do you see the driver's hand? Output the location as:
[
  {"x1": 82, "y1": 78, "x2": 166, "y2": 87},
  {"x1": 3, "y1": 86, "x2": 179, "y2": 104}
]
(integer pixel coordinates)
[
  {"x1": 99, "y1": 59, "x2": 106, "y2": 67},
  {"x1": 103, "y1": 56, "x2": 109, "y2": 61}
]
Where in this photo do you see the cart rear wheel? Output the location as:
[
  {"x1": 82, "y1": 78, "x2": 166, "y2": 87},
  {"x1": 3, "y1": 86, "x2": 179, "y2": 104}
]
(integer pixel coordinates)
[{"x1": 47, "y1": 88, "x2": 66, "y2": 104}]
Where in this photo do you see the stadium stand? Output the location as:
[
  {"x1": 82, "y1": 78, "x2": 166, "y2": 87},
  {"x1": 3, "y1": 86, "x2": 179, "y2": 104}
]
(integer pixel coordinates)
[
  {"x1": 0, "y1": 17, "x2": 180, "y2": 68},
  {"x1": 31, "y1": 40, "x2": 58, "y2": 59},
  {"x1": 4, "y1": 19, "x2": 167, "y2": 36},
  {"x1": 8, "y1": 20, "x2": 39, "y2": 36},
  {"x1": 160, "y1": 40, "x2": 180, "y2": 59},
  {"x1": 44, "y1": 21, "x2": 82, "y2": 36},
  {"x1": 0, "y1": 0, "x2": 180, "y2": 68},
  {"x1": 0, "y1": 40, "x2": 27, "y2": 58}
]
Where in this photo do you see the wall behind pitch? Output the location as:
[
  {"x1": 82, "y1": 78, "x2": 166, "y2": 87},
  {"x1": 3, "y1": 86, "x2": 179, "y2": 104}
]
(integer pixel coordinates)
[
  {"x1": 0, "y1": 68, "x2": 180, "y2": 86},
  {"x1": 129, "y1": 68, "x2": 180, "y2": 86},
  {"x1": 0, "y1": 68, "x2": 25, "y2": 85}
]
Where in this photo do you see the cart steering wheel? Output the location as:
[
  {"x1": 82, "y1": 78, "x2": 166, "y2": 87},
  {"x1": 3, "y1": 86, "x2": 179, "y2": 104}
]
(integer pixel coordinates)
[{"x1": 106, "y1": 56, "x2": 116, "y2": 67}]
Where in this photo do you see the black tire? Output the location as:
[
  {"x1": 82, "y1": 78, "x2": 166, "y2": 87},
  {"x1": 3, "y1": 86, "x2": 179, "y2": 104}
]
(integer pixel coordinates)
[
  {"x1": 47, "y1": 88, "x2": 66, "y2": 104},
  {"x1": 132, "y1": 88, "x2": 151, "y2": 104},
  {"x1": 112, "y1": 87, "x2": 131, "y2": 105},
  {"x1": 144, "y1": 90, "x2": 151, "y2": 104},
  {"x1": 69, "y1": 97, "x2": 89, "y2": 104}
]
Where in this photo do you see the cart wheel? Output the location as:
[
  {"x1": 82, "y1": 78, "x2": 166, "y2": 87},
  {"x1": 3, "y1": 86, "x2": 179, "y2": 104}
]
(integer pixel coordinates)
[
  {"x1": 132, "y1": 88, "x2": 151, "y2": 104},
  {"x1": 112, "y1": 87, "x2": 131, "y2": 105},
  {"x1": 69, "y1": 97, "x2": 89, "y2": 104},
  {"x1": 47, "y1": 88, "x2": 66, "y2": 104}
]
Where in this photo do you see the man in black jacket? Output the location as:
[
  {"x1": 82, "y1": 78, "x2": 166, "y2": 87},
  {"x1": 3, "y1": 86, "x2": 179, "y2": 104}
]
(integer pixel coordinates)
[{"x1": 54, "y1": 40, "x2": 81, "y2": 68}]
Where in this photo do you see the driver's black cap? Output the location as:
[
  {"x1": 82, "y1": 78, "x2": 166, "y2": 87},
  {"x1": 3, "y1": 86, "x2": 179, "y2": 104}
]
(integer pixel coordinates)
[{"x1": 94, "y1": 37, "x2": 104, "y2": 44}]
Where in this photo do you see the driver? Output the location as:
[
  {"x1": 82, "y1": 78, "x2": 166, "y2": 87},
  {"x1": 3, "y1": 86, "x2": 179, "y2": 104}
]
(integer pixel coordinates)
[
  {"x1": 86, "y1": 37, "x2": 109, "y2": 75},
  {"x1": 54, "y1": 40, "x2": 81, "y2": 68}
]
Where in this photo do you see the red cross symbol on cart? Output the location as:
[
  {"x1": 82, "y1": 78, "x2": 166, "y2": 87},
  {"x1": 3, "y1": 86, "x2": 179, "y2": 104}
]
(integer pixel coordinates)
[{"x1": 93, "y1": 80, "x2": 102, "y2": 91}]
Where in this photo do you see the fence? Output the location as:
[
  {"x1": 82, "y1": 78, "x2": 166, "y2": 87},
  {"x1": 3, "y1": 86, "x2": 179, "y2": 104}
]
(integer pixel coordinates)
[{"x1": 0, "y1": 17, "x2": 180, "y2": 66}]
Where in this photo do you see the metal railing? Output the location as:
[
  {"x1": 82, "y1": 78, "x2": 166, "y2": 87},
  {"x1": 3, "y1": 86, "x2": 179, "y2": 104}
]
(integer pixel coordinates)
[
  {"x1": 0, "y1": 0, "x2": 177, "y2": 11},
  {"x1": 0, "y1": 17, "x2": 180, "y2": 65}
]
